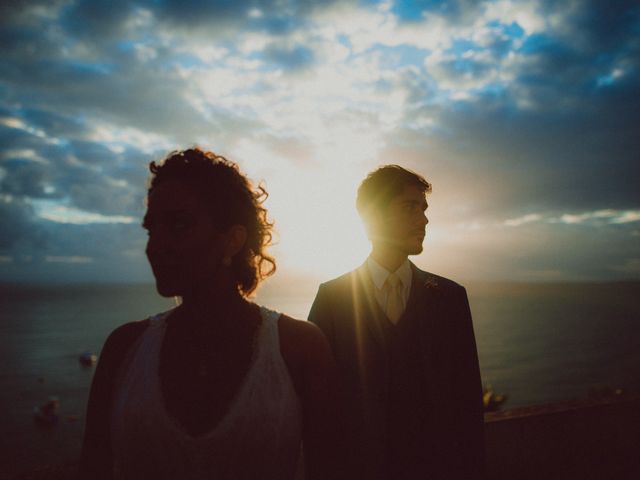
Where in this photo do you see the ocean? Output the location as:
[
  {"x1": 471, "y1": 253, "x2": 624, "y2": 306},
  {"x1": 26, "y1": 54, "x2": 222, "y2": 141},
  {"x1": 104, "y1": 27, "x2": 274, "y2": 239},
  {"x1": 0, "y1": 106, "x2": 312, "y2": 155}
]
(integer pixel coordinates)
[{"x1": 1, "y1": 280, "x2": 639, "y2": 477}]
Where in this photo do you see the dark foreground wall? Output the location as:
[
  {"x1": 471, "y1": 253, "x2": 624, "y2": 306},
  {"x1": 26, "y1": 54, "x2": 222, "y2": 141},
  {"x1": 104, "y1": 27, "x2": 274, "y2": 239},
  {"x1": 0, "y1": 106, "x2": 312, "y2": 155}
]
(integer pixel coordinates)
[
  {"x1": 485, "y1": 395, "x2": 640, "y2": 480},
  {"x1": 12, "y1": 395, "x2": 640, "y2": 479}
]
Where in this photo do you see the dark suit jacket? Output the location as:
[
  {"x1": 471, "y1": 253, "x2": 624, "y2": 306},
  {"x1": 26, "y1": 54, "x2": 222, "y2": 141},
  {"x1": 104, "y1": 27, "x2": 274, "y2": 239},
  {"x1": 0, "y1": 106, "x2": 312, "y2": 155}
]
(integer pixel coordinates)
[{"x1": 309, "y1": 262, "x2": 485, "y2": 480}]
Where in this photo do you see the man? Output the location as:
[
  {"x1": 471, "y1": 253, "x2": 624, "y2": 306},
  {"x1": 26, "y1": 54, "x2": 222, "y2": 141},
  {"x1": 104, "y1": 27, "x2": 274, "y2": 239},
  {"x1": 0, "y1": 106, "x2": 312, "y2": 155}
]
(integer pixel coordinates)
[{"x1": 309, "y1": 165, "x2": 485, "y2": 480}]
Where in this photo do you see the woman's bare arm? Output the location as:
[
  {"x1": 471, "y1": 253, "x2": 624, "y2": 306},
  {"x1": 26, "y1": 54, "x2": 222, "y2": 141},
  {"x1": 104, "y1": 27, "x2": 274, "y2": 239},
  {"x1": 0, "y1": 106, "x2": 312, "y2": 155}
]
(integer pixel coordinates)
[
  {"x1": 79, "y1": 320, "x2": 148, "y2": 479},
  {"x1": 279, "y1": 316, "x2": 346, "y2": 480}
]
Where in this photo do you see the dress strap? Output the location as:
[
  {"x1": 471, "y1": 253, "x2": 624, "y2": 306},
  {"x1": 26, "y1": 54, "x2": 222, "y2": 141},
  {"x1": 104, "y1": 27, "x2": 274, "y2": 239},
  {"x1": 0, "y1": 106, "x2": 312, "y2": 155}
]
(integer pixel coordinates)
[
  {"x1": 148, "y1": 309, "x2": 171, "y2": 327},
  {"x1": 258, "y1": 306, "x2": 280, "y2": 339}
]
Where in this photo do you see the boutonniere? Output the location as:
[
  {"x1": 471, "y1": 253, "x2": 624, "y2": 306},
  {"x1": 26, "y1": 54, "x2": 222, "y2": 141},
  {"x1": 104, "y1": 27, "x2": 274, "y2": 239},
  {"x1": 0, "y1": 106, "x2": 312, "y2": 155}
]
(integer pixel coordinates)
[{"x1": 424, "y1": 276, "x2": 439, "y2": 289}]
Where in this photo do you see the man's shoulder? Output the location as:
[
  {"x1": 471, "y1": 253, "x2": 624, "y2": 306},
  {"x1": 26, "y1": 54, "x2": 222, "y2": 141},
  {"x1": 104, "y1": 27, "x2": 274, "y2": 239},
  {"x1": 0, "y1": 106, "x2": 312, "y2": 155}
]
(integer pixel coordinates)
[
  {"x1": 319, "y1": 267, "x2": 364, "y2": 292},
  {"x1": 317, "y1": 264, "x2": 468, "y2": 299}
]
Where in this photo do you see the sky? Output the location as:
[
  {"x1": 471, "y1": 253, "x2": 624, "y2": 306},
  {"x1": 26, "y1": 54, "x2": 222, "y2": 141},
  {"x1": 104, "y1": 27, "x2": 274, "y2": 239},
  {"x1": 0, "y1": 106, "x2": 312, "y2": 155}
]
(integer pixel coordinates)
[{"x1": 0, "y1": 0, "x2": 639, "y2": 286}]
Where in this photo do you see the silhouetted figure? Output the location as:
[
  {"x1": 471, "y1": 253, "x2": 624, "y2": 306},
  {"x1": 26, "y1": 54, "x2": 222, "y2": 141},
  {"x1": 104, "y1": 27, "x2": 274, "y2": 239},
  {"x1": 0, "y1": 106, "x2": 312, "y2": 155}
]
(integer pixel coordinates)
[
  {"x1": 81, "y1": 148, "x2": 341, "y2": 480},
  {"x1": 309, "y1": 165, "x2": 485, "y2": 480}
]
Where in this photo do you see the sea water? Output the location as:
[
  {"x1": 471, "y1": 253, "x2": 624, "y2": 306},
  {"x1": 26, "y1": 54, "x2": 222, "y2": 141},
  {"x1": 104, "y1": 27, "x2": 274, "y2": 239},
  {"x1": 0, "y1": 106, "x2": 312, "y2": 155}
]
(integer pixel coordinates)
[{"x1": 1, "y1": 281, "x2": 639, "y2": 476}]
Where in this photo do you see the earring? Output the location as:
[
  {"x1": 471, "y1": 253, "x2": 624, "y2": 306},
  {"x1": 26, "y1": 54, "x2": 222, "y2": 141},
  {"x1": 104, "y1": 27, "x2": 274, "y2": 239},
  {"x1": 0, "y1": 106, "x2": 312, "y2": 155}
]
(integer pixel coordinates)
[{"x1": 222, "y1": 255, "x2": 232, "y2": 267}]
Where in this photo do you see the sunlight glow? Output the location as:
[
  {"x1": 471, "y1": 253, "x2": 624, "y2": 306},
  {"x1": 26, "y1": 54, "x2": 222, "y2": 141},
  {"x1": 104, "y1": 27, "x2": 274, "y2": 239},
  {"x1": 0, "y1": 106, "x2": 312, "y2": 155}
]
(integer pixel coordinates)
[
  {"x1": 238, "y1": 141, "x2": 372, "y2": 279},
  {"x1": 269, "y1": 169, "x2": 371, "y2": 278}
]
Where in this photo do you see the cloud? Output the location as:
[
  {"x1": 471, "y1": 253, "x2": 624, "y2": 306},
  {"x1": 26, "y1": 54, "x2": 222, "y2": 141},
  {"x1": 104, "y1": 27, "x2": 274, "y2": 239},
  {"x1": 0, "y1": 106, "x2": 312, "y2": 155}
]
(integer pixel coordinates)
[
  {"x1": 611, "y1": 258, "x2": 640, "y2": 275},
  {"x1": 0, "y1": 0, "x2": 638, "y2": 282},
  {"x1": 545, "y1": 0, "x2": 640, "y2": 53},
  {"x1": 0, "y1": 194, "x2": 46, "y2": 252},
  {"x1": 0, "y1": 220, "x2": 152, "y2": 282},
  {"x1": 392, "y1": 0, "x2": 488, "y2": 24},
  {"x1": 504, "y1": 213, "x2": 542, "y2": 227},
  {"x1": 33, "y1": 201, "x2": 137, "y2": 225},
  {"x1": 263, "y1": 43, "x2": 316, "y2": 70},
  {"x1": 423, "y1": 216, "x2": 640, "y2": 282},
  {"x1": 0, "y1": 159, "x2": 54, "y2": 198},
  {"x1": 555, "y1": 210, "x2": 640, "y2": 225},
  {"x1": 45, "y1": 255, "x2": 93, "y2": 263},
  {"x1": 503, "y1": 210, "x2": 640, "y2": 227}
]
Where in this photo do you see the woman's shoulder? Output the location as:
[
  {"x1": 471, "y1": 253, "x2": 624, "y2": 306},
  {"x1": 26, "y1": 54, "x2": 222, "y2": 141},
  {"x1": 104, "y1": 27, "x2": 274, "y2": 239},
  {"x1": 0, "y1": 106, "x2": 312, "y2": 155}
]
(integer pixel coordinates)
[
  {"x1": 256, "y1": 306, "x2": 325, "y2": 346},
  {"x1": 106, "y1": 318, "x2": 151, "y2": 346},
  {"x1": 99, "y1": 318, "x2": 153, "y2": 369},
  {"x1": 276, "y1": 314, "x2": 335, "y2": 376},
  {"x1": 103, "y1": 309, "x2": 173, "y2": 349},
  {"x1": 277, "y1": 314, "x2": 326, "y2": 346}
]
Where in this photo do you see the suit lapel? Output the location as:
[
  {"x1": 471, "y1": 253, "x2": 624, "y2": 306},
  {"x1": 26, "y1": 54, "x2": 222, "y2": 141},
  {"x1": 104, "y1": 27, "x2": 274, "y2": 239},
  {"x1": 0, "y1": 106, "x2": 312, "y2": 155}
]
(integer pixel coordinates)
[{"x1": 409, "y1": 263, "x2": 443, "y2": 373}]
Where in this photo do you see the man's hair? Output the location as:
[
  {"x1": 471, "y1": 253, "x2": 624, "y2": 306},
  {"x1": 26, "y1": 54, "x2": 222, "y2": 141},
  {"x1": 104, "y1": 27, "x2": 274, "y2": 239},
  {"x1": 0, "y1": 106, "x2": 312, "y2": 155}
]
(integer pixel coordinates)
[
  {"x1": 147, "y1": 148, "x2": 275, "y2": 296},
  {"x1": 356, "y1": 164, "x2": 431, "y2": 221}
]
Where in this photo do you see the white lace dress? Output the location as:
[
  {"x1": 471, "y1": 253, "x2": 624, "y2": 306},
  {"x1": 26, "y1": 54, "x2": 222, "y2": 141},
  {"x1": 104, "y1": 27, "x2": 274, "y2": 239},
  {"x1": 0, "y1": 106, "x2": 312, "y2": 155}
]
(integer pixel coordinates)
[{"x1": 110, "y1": 306, "x2": 303, "y2": 479}]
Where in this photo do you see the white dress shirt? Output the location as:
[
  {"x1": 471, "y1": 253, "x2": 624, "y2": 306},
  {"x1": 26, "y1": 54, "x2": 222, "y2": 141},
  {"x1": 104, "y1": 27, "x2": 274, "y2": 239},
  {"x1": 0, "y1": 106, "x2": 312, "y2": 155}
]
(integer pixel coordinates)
[{"x1": 366, "y1": 257, "x2": 413, "y2": 321}]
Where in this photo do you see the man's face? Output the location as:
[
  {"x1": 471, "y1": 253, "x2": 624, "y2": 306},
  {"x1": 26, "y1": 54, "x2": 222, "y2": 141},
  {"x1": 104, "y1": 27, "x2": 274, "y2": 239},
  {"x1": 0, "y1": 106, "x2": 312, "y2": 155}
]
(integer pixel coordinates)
[{"x1": 372, "y1": 185, "x2": 428, "y2": 255}]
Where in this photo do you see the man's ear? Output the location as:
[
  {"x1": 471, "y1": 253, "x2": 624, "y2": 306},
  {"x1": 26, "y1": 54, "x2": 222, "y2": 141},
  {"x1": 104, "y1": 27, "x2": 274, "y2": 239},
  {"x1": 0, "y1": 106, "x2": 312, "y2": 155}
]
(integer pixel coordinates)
[
  {"x1": 364, "y1": 212, "x2": 384, "y2": 238},
  {"x1": 224, "y1": 224, "x2": 248, "y2": 258},
  {"x1": 366, "y1": 210, "x2": 396, "y2": 244}
]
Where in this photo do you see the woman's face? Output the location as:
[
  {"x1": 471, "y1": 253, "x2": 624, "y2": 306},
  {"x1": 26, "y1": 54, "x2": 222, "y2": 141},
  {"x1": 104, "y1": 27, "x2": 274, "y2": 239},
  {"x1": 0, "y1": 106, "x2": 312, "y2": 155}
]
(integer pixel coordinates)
[{"x1": 143, "y1": 180, "x2": 226, "y2": 297}]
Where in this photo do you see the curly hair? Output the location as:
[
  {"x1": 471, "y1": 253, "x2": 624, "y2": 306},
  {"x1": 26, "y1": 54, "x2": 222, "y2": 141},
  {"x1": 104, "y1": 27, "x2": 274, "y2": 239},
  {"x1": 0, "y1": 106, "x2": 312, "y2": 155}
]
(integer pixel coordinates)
[{"x1": 147, "y1": 148, "x2": 275, "y2": 296}]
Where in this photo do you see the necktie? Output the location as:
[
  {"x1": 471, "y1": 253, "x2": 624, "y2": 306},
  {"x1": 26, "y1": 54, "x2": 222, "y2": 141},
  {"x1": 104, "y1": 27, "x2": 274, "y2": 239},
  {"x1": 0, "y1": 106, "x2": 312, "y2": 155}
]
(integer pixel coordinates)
[{"x1": 385, "y1": 273, "x2": 404, "y2": 324}]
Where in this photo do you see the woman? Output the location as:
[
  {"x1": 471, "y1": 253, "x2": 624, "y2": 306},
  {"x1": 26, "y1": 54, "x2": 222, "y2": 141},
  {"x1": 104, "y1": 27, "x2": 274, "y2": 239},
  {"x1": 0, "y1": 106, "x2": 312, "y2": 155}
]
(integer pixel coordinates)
[{"x1": 80, "y1": 148, "x2": 342, "y2": 479}]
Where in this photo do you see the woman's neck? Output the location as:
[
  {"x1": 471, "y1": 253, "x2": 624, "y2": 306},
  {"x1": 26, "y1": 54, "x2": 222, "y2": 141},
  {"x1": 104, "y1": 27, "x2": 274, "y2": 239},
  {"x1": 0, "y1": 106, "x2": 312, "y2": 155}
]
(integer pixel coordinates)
[{"x1": 177, "y1": 283, "x2": 248, "y2": 332}]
